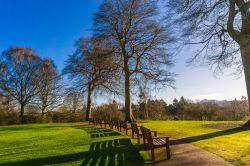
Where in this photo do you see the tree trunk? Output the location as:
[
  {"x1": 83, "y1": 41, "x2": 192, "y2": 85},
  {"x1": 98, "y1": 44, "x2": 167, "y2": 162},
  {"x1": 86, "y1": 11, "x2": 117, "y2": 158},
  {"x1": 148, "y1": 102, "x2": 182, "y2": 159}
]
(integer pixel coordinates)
[
  {"x1": 124, "y1": 67, "x2": 132, "y2": 122},
  {"x1": 41, "y1": 108, "x2": 45, "y2": 117},
  {"x1": 86, "y1": 84, "x2": 92, "y2": 121},
  {"x1": 145, "y1": 103, "x2": 149, "y2": 120},
  {"x1": 20, "y1": 104, "x2": 25, "y2": 123},
  {"x1": 241, "y1": 43, "x2": 250, "y2": 125}
]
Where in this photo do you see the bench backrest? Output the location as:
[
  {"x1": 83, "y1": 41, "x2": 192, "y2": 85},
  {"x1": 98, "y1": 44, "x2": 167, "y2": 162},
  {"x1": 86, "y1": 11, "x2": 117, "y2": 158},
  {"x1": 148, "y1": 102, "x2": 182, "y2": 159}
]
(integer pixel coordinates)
[
  {"x1": 141, "y1": 126, "x2": 152, "y2": 143},
  {"x1": 119, "y1": 121, "x2": 127, "y2": 127},
  {"x1": 131, "y1": 123, "x2": 139, "y2": 133}
]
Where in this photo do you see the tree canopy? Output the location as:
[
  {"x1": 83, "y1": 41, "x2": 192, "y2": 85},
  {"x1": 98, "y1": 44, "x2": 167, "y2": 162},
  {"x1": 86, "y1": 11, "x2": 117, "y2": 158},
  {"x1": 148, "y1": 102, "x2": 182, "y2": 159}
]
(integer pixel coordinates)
[{"x1": 93, "y1": 0, "x2": 175, "y2": 121}]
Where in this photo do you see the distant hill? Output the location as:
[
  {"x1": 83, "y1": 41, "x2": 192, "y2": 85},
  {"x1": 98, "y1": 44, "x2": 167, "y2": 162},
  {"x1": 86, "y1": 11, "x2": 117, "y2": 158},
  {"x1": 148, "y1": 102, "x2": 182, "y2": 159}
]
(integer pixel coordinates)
[{"x1": 199, "y1": 99, "x2": 231, "y2": 107}]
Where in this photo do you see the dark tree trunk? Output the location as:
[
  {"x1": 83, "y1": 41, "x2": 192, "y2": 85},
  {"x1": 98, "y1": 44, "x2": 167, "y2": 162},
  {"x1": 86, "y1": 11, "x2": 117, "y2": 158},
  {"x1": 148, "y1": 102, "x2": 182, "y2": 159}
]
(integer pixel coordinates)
[
  {"x1": 124, "y1": 66, "x2": 132, "y2": 122},
  {"x1": 86, "y1": 84, "x2": 92, "y2": 121},
  {"x1": 41, "y1": 108, "x2": 45, "y2": 117},
  {"x1": 73, "y1": 107, "x2": 76, "y2": 113},
  {"x1": 145, "y1": 103, "x2": 149, "y2": 120},
  {"x1": 241, "y1": 43, "x2": 250, "y2": 125},
  {"x1": 20, "y1": 104, "x2": 25, "y2": 123}
]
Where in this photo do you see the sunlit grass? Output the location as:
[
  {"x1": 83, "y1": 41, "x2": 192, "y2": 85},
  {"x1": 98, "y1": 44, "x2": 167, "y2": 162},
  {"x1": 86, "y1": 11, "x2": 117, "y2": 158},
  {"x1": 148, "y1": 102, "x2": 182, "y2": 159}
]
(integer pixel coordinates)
[
  {"x1": 0, "y1": 123, "x2": 146, "y2": 166},
  {"x1": 1, "y1": 121, "x2": 249, "y2": 165},
  {"x1": 141, "y1": 120, "x2": 250, "y2": 165}
]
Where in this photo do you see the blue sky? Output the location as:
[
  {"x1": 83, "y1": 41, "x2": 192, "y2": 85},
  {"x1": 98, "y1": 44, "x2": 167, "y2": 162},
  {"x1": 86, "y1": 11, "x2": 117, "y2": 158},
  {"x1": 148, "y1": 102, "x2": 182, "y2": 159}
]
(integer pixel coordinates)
[{"x1": 0, "y1": 0, "x2": 247, "y2": 103}]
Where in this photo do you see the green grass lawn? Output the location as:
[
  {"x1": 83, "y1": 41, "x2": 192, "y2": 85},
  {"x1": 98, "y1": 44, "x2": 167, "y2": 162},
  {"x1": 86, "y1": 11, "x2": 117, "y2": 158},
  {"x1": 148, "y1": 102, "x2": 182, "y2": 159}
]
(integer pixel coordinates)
[
  {"x1": 141, "y1": 120, "x2": 250, "y2": 166},
  {"x1": 1, "y1": 121, "x2": 249, "y2": 166},
  {"x1": 0, "y1": 123, "x2": 147, "y2": 166}
]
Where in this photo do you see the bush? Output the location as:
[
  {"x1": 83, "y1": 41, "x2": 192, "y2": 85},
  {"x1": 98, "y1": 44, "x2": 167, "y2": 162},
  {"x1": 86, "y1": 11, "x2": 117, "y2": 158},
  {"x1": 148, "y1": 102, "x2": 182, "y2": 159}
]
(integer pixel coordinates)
[
  {"x1": 0, "y1": 108, "x2": 84, "y2": 125},
  {"x1": 0, "y1": 109, "x2": 20, "y2": 125},
  {"x1": 92, "y1": 102, "x2": 125, "y2": 120},
  {"x1": 50, "y1": 111, "x2": 84, "y2": 123},
  {"x1": 21, "y1": 114, "x2": 41, "y2": 124}
]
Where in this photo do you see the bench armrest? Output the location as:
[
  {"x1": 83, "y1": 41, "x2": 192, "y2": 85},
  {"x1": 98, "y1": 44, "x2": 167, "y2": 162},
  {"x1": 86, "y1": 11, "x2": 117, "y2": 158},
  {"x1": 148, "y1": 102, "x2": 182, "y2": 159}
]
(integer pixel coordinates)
[
  {"x1": 150, "y1": 131, "x2": 157, "y2": 137},
  {"x1": 152, "y1": 136, "x2": 169, "y2": 139}
]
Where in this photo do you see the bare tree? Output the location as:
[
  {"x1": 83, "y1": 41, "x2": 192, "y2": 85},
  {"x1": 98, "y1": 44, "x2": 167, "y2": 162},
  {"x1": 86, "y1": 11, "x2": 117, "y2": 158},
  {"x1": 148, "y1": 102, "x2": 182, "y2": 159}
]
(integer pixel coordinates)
[
  {"x1": 0, "y1": 47, "x2": 42, "y2": 120},
  {"x1": 93, "y1": 0, "x2": 175, "y2": 121},
  {"x1": 138, "y1": 82, "x2": 150, "y2": 119},
  {"x1": 63, "y1": 88, "x2": 83, "y2": 113},
  {"x1": 63, "y1": 37, "x2": 118, "y2": 121},
  {"x1": 35, "y1": 58, "x2": 62, "y2": 117},
  {"x1": 165, "y1": 0, "x2": 250, "y2": 108}
]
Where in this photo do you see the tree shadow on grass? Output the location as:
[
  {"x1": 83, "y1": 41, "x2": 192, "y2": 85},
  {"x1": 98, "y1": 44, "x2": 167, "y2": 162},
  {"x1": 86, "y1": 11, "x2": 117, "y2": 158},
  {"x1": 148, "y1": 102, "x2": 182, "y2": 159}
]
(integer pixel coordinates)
[
  {"x1": 73, "y1": 125, "x2": 121, "y2": 138},
  {"x1": 1, "y1": 126, "x2": 144, "y2": 166},
  {"x1": 171, "y1": 126, "x2": 250, "y2": 145},
  {"x1": 1, "y1": 138, "x2": 144, "y2": 166}
]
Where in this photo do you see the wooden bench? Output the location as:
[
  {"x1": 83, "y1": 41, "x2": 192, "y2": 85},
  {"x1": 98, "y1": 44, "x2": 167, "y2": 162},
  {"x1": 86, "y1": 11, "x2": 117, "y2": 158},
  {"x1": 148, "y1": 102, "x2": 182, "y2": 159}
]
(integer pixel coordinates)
[
  {"x1": 103, "y1": 119, "x2": 109, "y2": 128},
  {"x1": 141, "y1": 126, "x2": 170, "y2": 161},
  {"x1": 95, "y1": 119, "x2": 100, "y2": 126},
  {"x1": 107, "y1": 119, "x2": 113, "y2": 129},
  {"x1": 88, "y1": 118, "x2": 97, "y2": 125},
  {"x1": 94, "y1": 119, "x2": 99, "y2": 126},
  {"x1": 131, "y1": 123, "x2": 143, "y2": 144},
  {"x1": 108, "y1": 119, "x2": 115, "y2": 129},
  {"x1": 113, "y1": 119, "x2": 120, "y2": 131},
  {"x1": 99, "y1": 119, "x2": 106, "y2": 128},
  {"x1": 119, "y1": 121, "x2": 131, "y2": 135},
  {"x1": 88, "y1": 118, "x2": 94, "y2": 125}
]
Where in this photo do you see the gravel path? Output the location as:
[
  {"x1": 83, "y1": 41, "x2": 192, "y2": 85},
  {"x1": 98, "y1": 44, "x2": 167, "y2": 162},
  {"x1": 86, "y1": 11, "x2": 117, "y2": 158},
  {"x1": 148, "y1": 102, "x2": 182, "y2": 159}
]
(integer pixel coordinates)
[{"x1": 151, "y1": 138, "x2": 233, "y2": 166}]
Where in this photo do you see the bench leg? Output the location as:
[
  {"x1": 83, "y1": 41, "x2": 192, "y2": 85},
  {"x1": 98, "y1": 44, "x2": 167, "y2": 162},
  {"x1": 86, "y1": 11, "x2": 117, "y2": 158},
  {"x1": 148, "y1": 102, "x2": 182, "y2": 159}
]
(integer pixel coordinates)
[
  {"x1": 143, "y1": 137, "x2": 146, "y2": 149},
  {"x1": 166, "y1": 141, "x2": 171, "y2": 159},
  {"x1": 137, "y1": 134, "x2": 140, "y2": 144},
  {"x1": 151, "y1": 146, "x2": 155, "y2": 161}
]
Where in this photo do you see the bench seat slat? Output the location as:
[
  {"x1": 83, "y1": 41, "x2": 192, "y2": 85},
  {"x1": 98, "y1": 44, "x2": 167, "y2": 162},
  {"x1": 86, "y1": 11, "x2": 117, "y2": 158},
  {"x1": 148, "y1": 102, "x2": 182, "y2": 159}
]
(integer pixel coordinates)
[{"x1": 153, "y1": 138, "x2": 166, "y2": 145}]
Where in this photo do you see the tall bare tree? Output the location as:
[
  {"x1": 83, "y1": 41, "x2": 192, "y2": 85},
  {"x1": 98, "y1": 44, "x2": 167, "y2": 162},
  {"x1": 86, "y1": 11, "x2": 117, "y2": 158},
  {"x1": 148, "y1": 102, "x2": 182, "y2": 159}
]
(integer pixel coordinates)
[
  {"x1": 63, "y1": 88, "x2": 83, "y2": 113},
  {"x1": 35, "y1": 58, "x2": 62, "y2": 117},
  {"x1": 93, "y1": 0, "x2": 175, "y2": 121},
  {"x1": 0, "y1": 47, "x2": 42, "y2": 120},
  {"x1": 63, "y1": 37, "x2": 118, "y2": 121},
  {"x1": 138, "y1": 82, "x2": 150, "y2": 119},
  {"x1": 165, "y1": 1, "x2": 250, "y2": 109}
]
